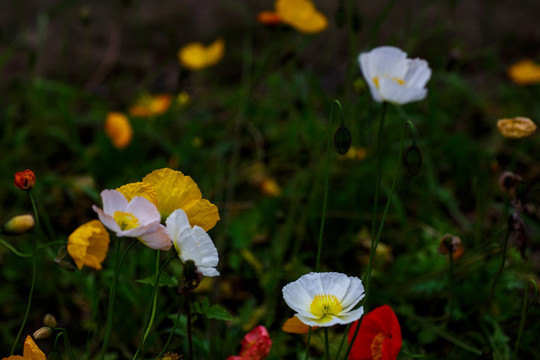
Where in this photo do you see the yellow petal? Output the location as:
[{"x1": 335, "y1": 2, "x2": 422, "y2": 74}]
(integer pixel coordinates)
[
  {"x1": 128, "y1": 94, "x2": 172, "y2": 117},
  {"x1": 67, "y1": 220, "x2": 110, "y2": 270},
  {"x1": 282, "y1": 315, "x2": 318, "y2": 334},
  {"x1": 105, "y1": 112, "x2": 133, "y2": 149},
  {"x1": 117, "y1": 182, "x2": 158, "y2": 207},
  {"x1": 142, "y1": 168, "x2": 220, "y2": 230},
  {"x1": 276, "y1": 0, "x2": 328, "y2": 34},
  {"x1": 178, "y1": 38, "x2": 225, "y2": 71},
  {"x1": 507, "y1": 59, "x2": 540, "y2": 85},
  {"x1": 23, "y1": 335, "x2": 46, "y2": 360}
]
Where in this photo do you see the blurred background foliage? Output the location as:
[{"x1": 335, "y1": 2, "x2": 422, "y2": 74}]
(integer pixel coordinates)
[{"x1": 1, "y1": 0, "x2": 540, "y2": 359}]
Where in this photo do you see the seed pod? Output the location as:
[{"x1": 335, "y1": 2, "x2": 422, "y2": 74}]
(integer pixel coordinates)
[
  {"x1": 334, "y1": 126, "x2": 352, "y2": 155},
  {"x1": 404, "y1": 144, "x2": 422, "y2": 176}
]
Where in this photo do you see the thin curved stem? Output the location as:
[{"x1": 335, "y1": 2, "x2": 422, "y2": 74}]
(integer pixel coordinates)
[
  {"x1": 100, "y1": 239, "x2": 137, "y2": 359},
  {"x1": 324, "y1": 328, "x2": 330, "y2": 360},
  {"x1": 514, "y1": 279, "x2": 538, "y2": 356},
  {"x1": 53, "y1": 327, "x2": 76, "y2": 360},
  {"x1": 11, "y1": 190, "x2": 40, "y2": 355},
  {"x1": 304, "y1": 328, "x2": 312, "y2": 360},
  {"x1": 156, "y1": 296, "x2": 186, "y2": 358},
  {"x1": 489, "y1": 226, "x2": 511, "y2": 300},
  {"x1": 186, "y1": 294, "x2": 193, "y2": 360},
  {"x1": 0, "y1": 239, "x2": 67, "y2": 258}
]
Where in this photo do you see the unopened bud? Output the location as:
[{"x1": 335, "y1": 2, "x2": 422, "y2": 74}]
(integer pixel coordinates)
[
  {"x1": 14, "y1": 169, "x2": 36, "y2": 191},
  {"x1": 438, "y1": 234, "x2": 461, "y2": 255},
  {"x1": 2, "y1": 214, "x2": 35, "y2": 235},
  {"x1": 404, "y1": 144, "x2": 422, "y2": 176},
  {"x1": 43, "y1": 313, "x2": 57, "y2": 328},
  {"x1": 33, "y1": 326, "x2": 53, "y2": 340},
  {"x1": 334, "y1": 126, "x2": 352, "y2": 155}
]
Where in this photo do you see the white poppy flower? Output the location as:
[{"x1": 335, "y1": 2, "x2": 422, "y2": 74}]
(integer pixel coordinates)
[
  {"x1": 92, "y1": 189, "x2": 172, "y2": 250},
  {"x1": 282, "y1": 272, "x2": 364, "y2": 327},
  {"x1": 166, "y1": 208, "x2": 219, "y2": 277},
  {"x1": 359, "y1": 46, "x2": 431, "y2": 104}
]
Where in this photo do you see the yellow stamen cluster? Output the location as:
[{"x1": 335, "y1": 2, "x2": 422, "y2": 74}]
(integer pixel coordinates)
[
  {"x1": 113, "y1": 211, "x2": 139, "y2": 230},
  {"x1": 370, "y1": 332, "x2": 386, "y2": 360},
  {"x1": 372, "y1": 76, "x2": 405, "y2": 89},
  {"x1": 310, "y1": 294, "x2": 342, "y2": 324}
]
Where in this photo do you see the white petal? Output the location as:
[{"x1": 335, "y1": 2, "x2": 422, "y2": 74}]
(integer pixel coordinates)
[
  {"x1": 192, "y1": 226, "x2": 219, "y2": 268},
  {"x1": 378, "y1": 77, "x2": 427, "y2": 104},
  {"x1": 318, "y1": 272, "x2": 350, "y2": 299},
  {"x1": 366, "y1": 46, "x2": 409, "y2": 80},
  {"x1": 340, "y1": 277, "x2": 365, "y2": 311},
  {"x1": 283, "y1": 279, "x2": 315, "y2": 314},
  {"x1": 296, "y1": 314, "x2": 328, "y2": 327},
  {"x1": 166, "y1": 209, "x2": 192, "y2": 252},
  {"x1": 127, "y1": 196, "x2": 161, "y2": 225},
  {"x1": 93, "y1": 205, "x2": 121, "y2": 233},
  {"x1": 336, "y1": 306, "x2": 364, "y2": 324},
  {"x1": 404, "y1": 58, "x2": 431, "y2": 88},
  {"x1": 118, "y1": 221, "x2": 159, "y2": 238},
  {"x1": 296, "y1": 272, "x2": 325, "y2": 298},
  {"x1": 199, "y1": 267, "x2": 220, "y2": 277},
  {"x1": 359, "y1": 53, "x2": 383, "y2": 103},
  {"x1": 101, "y1": 189, "x2": 128, "y2": 215},
  {"x1": 138, "y1": 224, "x2": 172, "y2": 250}
]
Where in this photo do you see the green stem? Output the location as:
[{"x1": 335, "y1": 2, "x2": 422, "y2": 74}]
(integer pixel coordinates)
[
  {"x1": 304, "y1": 327, "x2": 312, "y2": 360},
  {"x1": 0, "y1": 239, "x2": 67, "y2": 257},
  {"x1": 370, "y1": 0, "x2": 398, "y2": 47},
  {"x1": 100, "y1": 239, "x2": 137, "y2": 359},
  {"x1": 324, "y1": 328, "x2": 330, "y2": 360},
  {"x1": 346, "y1": 118, "x2": 413, "y2": 359},
  {"x1": 156, "y1": 296, "x2": 185, "y2": 358},
  {"x1": 316, "y1": 99, "x2": 344, "y2": 272},
  {"x1": 10, "y1": 190, "x2": 40, "y2": 355},
  {"x1": 334, "y1": 324, "x2": 350, "y2": 360},
  {"x1": 489, "y1": 226, "x2": 511, "y2": 300},
  {"x1": 53, "y1": 327, "x2": 76, "y2": 360},
  {"x1": 514, "y1": 279, "x2": 538, "y2": 356},
  {"x1": 448, "y1": 250, "x2": 454, "y2": 318},
  {"x1": 133, "y1": 254, "x2": 177, "y2": 359},
  {"x1": 186, "y1": 294, "x2": 193, "y2": 360}
]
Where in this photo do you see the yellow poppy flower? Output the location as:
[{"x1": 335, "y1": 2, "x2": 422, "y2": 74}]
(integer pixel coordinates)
[
  {"x1": 142, "y1": 168, "x2": 220, "y2": 230},
  {"x1": 275, "y1": 0, "x2": 328, "y2": 34},
  {"x1": 116, "y1": 182, "x2": 158, "y2": 207},
  {"x1": 2, "y1": 335, "x2": 46, "y2": 360},
  {"x1": 497, "y1": 117, "x2": 537, "y2": 138},
  {"x1": 178, "y1": 38, "x2": 224, "y2": 71},
  {"x1": 105, "y1": 112, "x2": 133, "y2": 149},
  {"x1": 67, "y1": 220, "x2": 110, "y2": 270},
  {"x1": 507, "y1": 59, "x2": 540, "y2": 85},
  {"x1": 128, "y1": 94, "x2": 172, "y2": 117}
]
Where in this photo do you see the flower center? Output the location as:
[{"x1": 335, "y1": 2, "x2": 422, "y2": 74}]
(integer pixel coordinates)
[
  {"x1": 370, "y1": 332, "x2": 386, "y2": 360},
  {"x1": 113, "y1": 211, "x2": 140, "y2": 231},
  {"x1": 310, "y1": 294, "x2": 342, "y2": 323},
  {"x1": 372, "y1": 75, "x2": 405, "y2": 89}
]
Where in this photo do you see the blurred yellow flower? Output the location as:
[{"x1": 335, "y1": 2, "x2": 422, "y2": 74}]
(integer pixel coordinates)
[
  {"x1": 340, "y1": 146, "x2": 367, "y2": 161},
  {"x1": 177, "y1": 91, "x2": 190, "y2": 106},
  {"x1": 275, "y1": 0, "x2": 328, "y2": 34},
  {"x1": 105, "y1": 112, "x2": 132, "y2": 149},
  {"x1": 497, "y1": 117, "x2": 537, "y2": 138},
  {"x1": 507, "y1": 59, "x2": 540, "y2": 85},
  {"x1": 128, "y1": 94, "x2": 172, "y2": 117},
  {"x1": 119, "y1": 168, "x2": 220, "y2": 231},
  {"x1": 2, "y1": 335, "x2": 46, "y2": 360},
  {"x1": 67, "y1": 220, "x2": 110, "y2": 270},
  {"x1": 2, "y1": 214, "x2": 35, "y2": 235},
  {"x1": 178, "y1": 38, "x2": 225, "y2": 71},
  {"x1": 282, "y1": 315, "x2": 318, "y2": 334},
  {"x1": 160, "y1": 353, "x2": 182, "y2": 360},
  {"x1": 260, "y1": 178, "x2": 282, "y2": 197}
]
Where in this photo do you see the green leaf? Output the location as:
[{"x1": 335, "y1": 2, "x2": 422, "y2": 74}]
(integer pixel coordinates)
[
  {"x1": 136, "y1": 272, "x2": 179, "y2": 287},
  {"x1": 192, "y1": 298, "x2": 234, "y2": 321}
]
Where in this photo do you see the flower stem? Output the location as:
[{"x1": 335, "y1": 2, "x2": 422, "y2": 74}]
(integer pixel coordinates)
[
  {"x1": 303, "y1": 328, "x2": 312, "y2": 360},
  {"x1": 514, "y1": 279, "x2": 538, "y2": 356},
  {"x1": 324, "y1": 328, "x2": 330, "y2": 360},
  {"x1": 186, "y1": 294, "x2": 193, "y2": 360},
  {"x1": 53, "y1": 327, "x2": 76, "y2": 360},
  {"x1": 156, "y1": 296, "x2": 185, "y2": 358},
  {"x1": 10, "y1": 190, "x2": 39, "y2": 355},
  {"x1": 489, "y1": 225, "x2": 512, "y2": 300},
  {"x1": 447, "y1": 250, "x2": 454, "y2": 318},
  {"x1": 133, "y1": 254, "x2": 176, "y2": 359},
  {"x1": 346, "y1": 118, "x2": 413, "y2": 359},
  {"x1": 100, "y1": 239, "x2": 137, "y2": 360}
]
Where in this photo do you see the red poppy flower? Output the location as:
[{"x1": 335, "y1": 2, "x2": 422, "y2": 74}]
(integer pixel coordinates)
[
  {"x1": 14, "y1": 169, "x2": 36, "y2": 191},
  {"x1": 348, "y1": 305, "x2": 402, "y2": 360},
  {"x1": 227, "y1": 325, "x2": 272, "y2": 360}
]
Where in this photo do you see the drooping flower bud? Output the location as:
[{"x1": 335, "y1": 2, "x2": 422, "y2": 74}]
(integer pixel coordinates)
[
  {"x1": 33, "y1": 326, "x2": 53, "y2": 340},
  {"x1": 334, "y1": 126, "x2": 352, "y2": 155},
  {"x1": 2, "y1": 214, "x2": 35, "y2": 235},
  {"x1": 43, "y1": 313, "x2": 58, "y2": 328},
  {"x1": 438, "y1": 234, "x2": 461, "y2": 256},
  {"x1": 180, "y1": 260, "x2": 203, "y2": 294},
  {"x1": 404, "y1": 144, "x2": 422, "y2": 176},
  {"x1": 497, "y1": 117, "x2": 537, "y2": 138},
  {"x1": 14, "y1": 169, "x2": 36, "y2": 191}
]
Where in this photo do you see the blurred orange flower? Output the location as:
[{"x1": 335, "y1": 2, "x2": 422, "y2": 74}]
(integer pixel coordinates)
[
  {"x1": 507, "y1": 59, "x2": 540, "y2": 85},
  {"x1": 2, "y1": 335, "x2": 46, "y2": 360},
  {"x1": 128, "y1": 94, "x2": 172, "y2": 117},
  {"x1": 178, "y1": 38, "x2": 225, "y2": 71},
  {"x1": 275, "y1": 0, "x2": 328, "y2": 34},
  {"x1": 257, "y1": 11, "x2": 282, "y2": 26},
  {"x1": 497, "y1": 117, "x2": 537, "y2": 138},
  {"x1": 282, "y1": 315, "x2": 318, "y2": 334},
  {"x1": 105, "y1": 112, "x2": 132, "y2": 149},
  {"x1": 67, "y1": 220, "x2": 110, "y2": 270},
  {"x1": 14, "y1": 170, "x2": 35, "y2": 191}
]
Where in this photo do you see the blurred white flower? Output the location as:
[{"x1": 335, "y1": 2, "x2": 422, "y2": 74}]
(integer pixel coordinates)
[
  {"x1": 93, "y1": 189, "x2": 172, "y2": 250},
  {"x1": 359, "y1": 46, "x2": 431, "y2": 104},
  {"x1": 282, "y1": 272, "x2": 364, "y2": 327},
  {"x1": 166, "y1": 209, "x2": 219, "y2": 277}
]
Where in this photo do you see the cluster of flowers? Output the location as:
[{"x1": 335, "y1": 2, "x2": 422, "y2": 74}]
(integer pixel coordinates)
[{"x1": 67, "y1": 168, "x2": 220, "y2": 277}]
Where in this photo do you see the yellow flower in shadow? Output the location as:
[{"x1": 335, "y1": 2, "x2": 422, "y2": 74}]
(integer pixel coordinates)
[
  {"x1": 339, "y1": 146, "x2": 367, "y2": 161},
  {"x1": 178, "y1": 38, "x2": 225, "y2": 71},
  {"x1": 508, "y1": 59, "x2": 540, "y2": 85},
  {"x1": 275, "y1": 0, "x2": 328, "y2": 34},
  {"x1": 118, "y1": 168, "x2": 220, "y2": 231},
  {"x1": 128, "y1": 94, "x2": 172, "y2": 117},
  {"x1": 2, "y1": 335, "x2": 46, "y2": 360},
  {"x1": 105, "y1": 112, "x2": 132, "y2": 149},
  {"x1": 497, "y1": 117, "x2": 537, "y2": 138},
  {"x1": 67, "y1": 220, "x2": 110, "y2": 270}
]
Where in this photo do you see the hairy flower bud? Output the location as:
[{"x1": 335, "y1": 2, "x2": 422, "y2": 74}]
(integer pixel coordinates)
[
  {"x1": 2, "y1": 214, "x2": 35, "y2": 235},
  {"x1": 43, "y1": 313, "x2": 58, "y2": 328},
  {"x1": 404, "y1": 144, "x2": 422, "y2": 176},
  {"x1": 33, "y1": 326, "x2": 53, "y2": 340}
]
